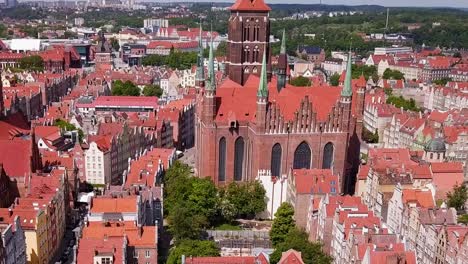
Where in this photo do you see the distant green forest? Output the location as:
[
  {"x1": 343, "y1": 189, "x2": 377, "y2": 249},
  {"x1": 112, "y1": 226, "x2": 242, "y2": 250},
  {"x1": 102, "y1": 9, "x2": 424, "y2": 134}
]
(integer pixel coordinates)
[{"x1": 1, "y1": 4, "x2": 467, "y2": 53}]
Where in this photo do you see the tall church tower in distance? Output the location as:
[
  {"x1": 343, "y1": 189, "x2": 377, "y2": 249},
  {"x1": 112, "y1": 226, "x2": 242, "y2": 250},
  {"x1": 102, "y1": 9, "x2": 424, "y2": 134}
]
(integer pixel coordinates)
[{"x1": 226, "y1": 0, "x2": 271, "y2": 85}]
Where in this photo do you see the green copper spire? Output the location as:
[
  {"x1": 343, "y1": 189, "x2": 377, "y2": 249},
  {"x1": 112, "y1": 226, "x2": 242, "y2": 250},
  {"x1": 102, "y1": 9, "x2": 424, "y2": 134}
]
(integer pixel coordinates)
[
  {"x1": 257, "y1": 49, "x2": 268, "y2": 98},
  {"x1": 280, "y1": 29, "x2": 286, "y2": 54},
  {"x1": 342, "y1": 51, "x2": 353, "y2": 97},
  {"x1": 207, "y1": 28, "x2": 216, "y2": 92}
]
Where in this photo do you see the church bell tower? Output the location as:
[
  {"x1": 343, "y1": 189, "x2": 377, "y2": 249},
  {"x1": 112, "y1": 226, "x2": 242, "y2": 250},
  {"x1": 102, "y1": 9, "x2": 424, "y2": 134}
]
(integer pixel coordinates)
[{"x1": 226, "y1": 0, "x2": 272, "y2": 85}]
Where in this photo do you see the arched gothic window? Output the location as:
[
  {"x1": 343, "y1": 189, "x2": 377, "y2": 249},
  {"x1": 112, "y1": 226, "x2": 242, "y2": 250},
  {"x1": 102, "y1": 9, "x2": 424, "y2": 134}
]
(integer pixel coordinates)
[
  {"x1": 293, "y1": 141, "x2": 311, "y2": 169},
  {"x1": 271, "y1": 143, "x2": 282, "y2": 177},
  {"x1": 322, "y1": 142, "x2": 334, "y2": 169},
  {"x1": 234, "y1": 137, "x2": 245, "y2": 181},
  {"x1": 218, "y1": 137, "x2": 226, "y2": 182}
]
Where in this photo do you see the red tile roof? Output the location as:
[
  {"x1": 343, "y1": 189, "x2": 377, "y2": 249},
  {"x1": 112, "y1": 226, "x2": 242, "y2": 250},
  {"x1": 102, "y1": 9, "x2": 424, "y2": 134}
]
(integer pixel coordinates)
[
  {"x1": 402, "y1": 189, "x2": 435, "y2": 208},
  {"x1": 93, "y1": 96, "x2": 159, "y2": 108},
  {"x1": 230, "y1": 0, "x2": 271, "y2": 11},
  {"x1": 431, "y1": 162, "x2": 464, "y2": 199},
  {"x1": 76, "y1": 237, "x2": 125, "y2": 264},
  {"x1": 0, "y1": 139, "x2": 33, "y2": 177},
  {"x1": 124, "y1": 148, "x2": 175, "y2": 188},
  {"x1": 215, "y1": 75, "x2": 342, "y2": 123},
  {"x1": 90, "y1": 197, "x2": 137, "y2": 213},
  {"x1": 278, "y1": 249, "x2": 305, "y2": 264},
  {"x1": 292, "y1": 169, "x2": 339, "y2": 194},
  {"x1": 82, "y1": 221, "x2": 156, "y2": 247},
  {"x1": 0, "y1": 112, "x2": 30, "y2": 140}
]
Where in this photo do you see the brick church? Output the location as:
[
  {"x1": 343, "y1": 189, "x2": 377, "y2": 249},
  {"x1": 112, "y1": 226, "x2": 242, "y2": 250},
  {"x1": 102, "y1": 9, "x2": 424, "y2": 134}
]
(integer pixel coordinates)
[{"x1": 195, "y1": 0, "x2": 364, "y2": 194}]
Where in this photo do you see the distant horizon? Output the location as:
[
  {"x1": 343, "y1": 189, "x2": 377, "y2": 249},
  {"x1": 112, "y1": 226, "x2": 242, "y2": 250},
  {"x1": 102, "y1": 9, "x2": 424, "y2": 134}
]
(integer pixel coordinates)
[{"x1": 13, "y1": 0, "x2": 468, "y2": 8}]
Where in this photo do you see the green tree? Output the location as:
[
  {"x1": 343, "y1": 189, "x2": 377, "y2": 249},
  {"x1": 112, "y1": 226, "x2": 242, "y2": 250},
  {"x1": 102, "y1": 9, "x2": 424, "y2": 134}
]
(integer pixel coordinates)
[
  {"x1": 330, "y1": 73, "x2": 340, "y2": 86},
  {"x1": 351, "y1": 64, "x2": 378, "y2": 82},
  {"x1": 433, "y1": 77, "x2": 452, "y2": 86},
  {"x1": 223, "y1": 181, "x2": 266, "y2": 219},
  {"x1": 111, "y1": 80, "x2": 140, "y2": 96},
  {"x1": 54, "y1": 119, "x2": 84, "y2": 143},
  {"x1": 290, "y1": 76, "x2": 311, "y2": 86},
  {"x1": 362, "y1": 127, "x2": 379, "y2": 143},
  {"x1": 216, "y1": 41, "x2": 227, "y2": 57},
  {"x1": 383, "y1": 68, "x2": 405, "y2": 80},
  {"x1": 142, "y1": 84, "x2": 163, "y2": 97},
  {"x1": 270, "y1": 229, "x2": 333, "y2": 264},
  {"x1": 64, "y1": 31, "x2": 77, "y2": 39},
  {"x1": 19, "y1": 55, "x2": 44, "y2": 71},
  {"x1": 168, "y1": 204, "x2": 207, "y2": 241},
  {"x1": 447, "y1": 184, "x2": 468, "y2": 211},
  {"x1": 142, "y1": 54, "x2": 166, "y2": 66},
  {"x1": 110, "y1": 37, "x2": 120, "y2": 51},
  {"x1": 386, "y1": 95, "x2": 420, "y2": 112},
  {"x1": 270, "y1": 203, "x2": 295, "y2": 247},
  {"x1": 188, "y1": 178, "x2": 219, "y2": 223},
  {"x1": 458, "y1": 214, "x2": 468, "y2": 225},
  {"x1": 167, "y1": 240, "x2": 220, "y2": 264}
]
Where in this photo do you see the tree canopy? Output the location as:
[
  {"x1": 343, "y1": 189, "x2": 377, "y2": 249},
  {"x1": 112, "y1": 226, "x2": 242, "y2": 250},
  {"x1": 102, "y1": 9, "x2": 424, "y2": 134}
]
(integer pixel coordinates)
[
  {"x1": 142, "y1": 84, "x2": 163, "y2": 97},
  {"x1": 19, "y1": 55, "x2": 44, "y2": 72},
  {"x1": 386, "y1": 95, "x2": 421, "y2": 112},
  {"x1": 290, "y1": 76, "x2": 312, "y2": 87},
  {"x1": 351, "y1": 64, "x2": 378, "y2": 82},
  {"x1": 164, "y1": 161, "x2": 267, "y2": 242},
  {"x1": 142, "y1": 49, "x2": 198, "y2": 70},
  {"x1": 383, "y1": 69, "x2": 405, "y2": 80},
  {"x1": 269, "y1": 228, "x2": 333, "y2": 264},
  {"x1": 221, "y1": 181, "x2": 267, "y2": 219},
  {"x1": 447, "y1": 184, "x2": 468, "y2": 212},
  {"x1": 270, "y1": 203, "x2": 296, "y2": 247},
  {"x1": 362, "y1": 127, "x2": 379, "y2": 144},
  {"x1": 167, "y1": 240, "x2": 220, "y2": 264},
  {"x1": 54, "y1": 119, "x2": 84, "y2": 143},
  {"x1": 111, "y1": 80, "x2": 140, "y2": 96},
  {"x1": 330, "y1": 72, "x2": 340, "y2": 86}
]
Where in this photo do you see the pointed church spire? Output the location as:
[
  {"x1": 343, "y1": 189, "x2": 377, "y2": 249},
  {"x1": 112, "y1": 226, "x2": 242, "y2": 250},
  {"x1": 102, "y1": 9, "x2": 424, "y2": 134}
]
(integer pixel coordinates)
[
  {"x1": 257, "y1": 50, "x2": 268, "y2": 98},
  {"x1": 206, "y1": 26, "x2": 216, "y2": 93},
  {"x1": 341, "y1": 50, "x2": 353, "y2": 97},
  {"x1": 280, "y1": 29, "x2": 286, "y2": 54}
]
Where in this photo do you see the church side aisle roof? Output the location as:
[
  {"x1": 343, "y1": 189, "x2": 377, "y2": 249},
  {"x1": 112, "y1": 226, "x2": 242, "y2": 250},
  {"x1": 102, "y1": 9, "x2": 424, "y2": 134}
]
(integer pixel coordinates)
[{"x1": 214, "y1": 75, "x2": 342, "y2": 123}]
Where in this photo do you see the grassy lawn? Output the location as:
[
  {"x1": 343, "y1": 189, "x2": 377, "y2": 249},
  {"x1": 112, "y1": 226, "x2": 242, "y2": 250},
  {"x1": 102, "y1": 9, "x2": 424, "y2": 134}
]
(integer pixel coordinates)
[{"x1": 214, "y1": 223, "x2": 242, "y2": 231}]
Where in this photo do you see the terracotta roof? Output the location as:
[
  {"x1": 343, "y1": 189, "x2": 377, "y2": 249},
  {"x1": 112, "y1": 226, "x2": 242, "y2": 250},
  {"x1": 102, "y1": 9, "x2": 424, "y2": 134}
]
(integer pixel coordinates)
[
  {"x1": 0, "y1": 112, "x2": 30, "y2": 140},
  {"x1": 402, "y1": 189, "x2": 435, "y2": 208},
  {"x1": 92, "y1": 96, "x2": 159, "y2": 108},
  {"x1": 82, "y1": 221, "x2": 156, "y2": 247},
  {"x1": 0, "y1": 139, "x2": 33, "y2": 177},
  {"x1": 431, "y1": 162, "x2": 464, "y2": 199},
  {"x1": 292, "y1": 169, "x2": 339, "y2": 194},
  {"x1": 76, "y1": 237, "x2": 125, "y2": 264},
  {"x1": 90, "y1": 197, "x2": 137, "y2": 213},
  {"x1": 125, "y1": 148, "x2": 175, "y2": 188},
  {"x1": 278, "y1": 249, "x2": 305, "y2": 264},
  {"x1": 230, "y1": 0, "x2": 271, "y2": 11},
  {"x1": 215, "y1": 75, "x2": 342, "y2": 123}
]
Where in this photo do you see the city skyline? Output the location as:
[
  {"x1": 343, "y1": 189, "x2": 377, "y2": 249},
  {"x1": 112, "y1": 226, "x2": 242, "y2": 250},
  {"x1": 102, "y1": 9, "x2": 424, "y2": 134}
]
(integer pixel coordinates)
[{"x1": 12, "y1": 0, "x2": 468, "y2": 8}]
